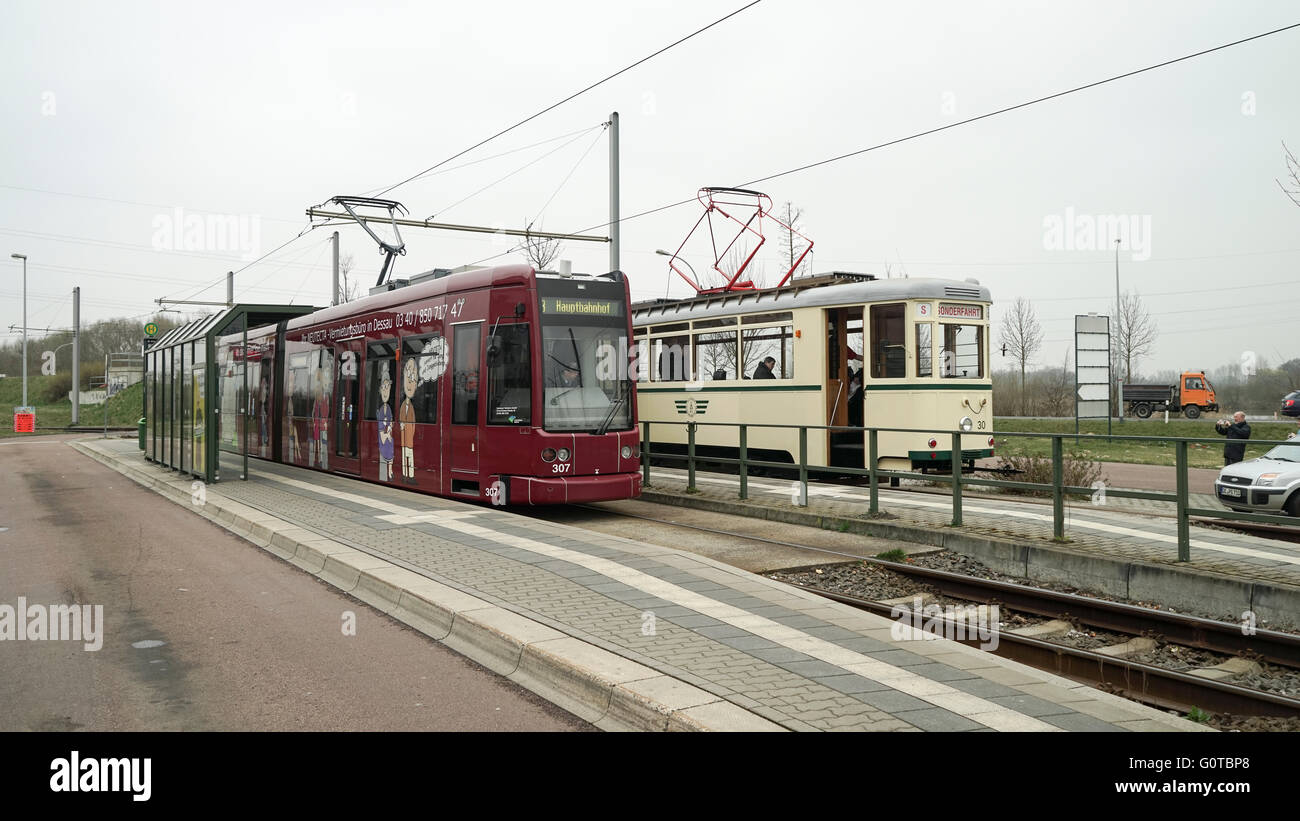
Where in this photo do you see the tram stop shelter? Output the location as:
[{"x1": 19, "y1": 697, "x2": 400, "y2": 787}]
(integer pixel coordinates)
[{"x1": 143, "y1": 304, "x2": 316, "y2": 484}]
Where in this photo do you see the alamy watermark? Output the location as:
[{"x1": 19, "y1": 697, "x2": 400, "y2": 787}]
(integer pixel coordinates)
[
  {"x1": 152, "y1": 207, "x2": 261, "y2": 260},
  {"x1": 0, "y1": 597, "x2": 103, "y2": 651},
  {"x1": 50, "y1": 751, "x2": 151, "y2": 801},
  {"x1": 1042, "y1": 206, "x2": 1152, "y2": 262},
  {"x1": 1240, "y1": 350, "x2": 1257, "y2": 378}
]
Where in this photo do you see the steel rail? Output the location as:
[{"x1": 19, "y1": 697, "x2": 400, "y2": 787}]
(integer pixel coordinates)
[
  {"x1": 801, "y1": 584, "x2": 1300, "y2": 718},
  {"x1": 570, "y1": 503, "x2": 1300, "y2": 667}
]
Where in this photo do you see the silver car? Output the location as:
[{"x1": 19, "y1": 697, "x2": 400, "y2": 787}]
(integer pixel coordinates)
[{"x1": 1214, "y1": 437, "x2": 1300, "y2": 516}]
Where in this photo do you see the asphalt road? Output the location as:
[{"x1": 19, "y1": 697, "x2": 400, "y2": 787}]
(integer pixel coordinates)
[{"x1": 0, "y1": 435, "x2": 589, "y2": 732}]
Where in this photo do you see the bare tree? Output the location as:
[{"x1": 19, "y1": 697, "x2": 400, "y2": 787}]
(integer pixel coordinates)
[
  {"x1": 997, "y1": 297, "x2": 1043, "y2": 415},
  {"x1": 517, "y1": 221, "x2": 563, "y2": 271},
  {"x1": 772, "y1": 201, "x2": 811, "y2": 280},
  {"x1": 1114, "y1": 289, "x2": 1158, "y2": 382},
  {"x1": 1279, "y1": 141, "x2": 1300, "y2": 208},
  {"x1": 724, "y1": 244, "x2": 766, "y2": 289},
  {"x1": 1044, "y1": 348, "x2": 1074, "y2": 417},
  {"x1": 338, "y1": 252, "x2": 362, "y2": 303}
]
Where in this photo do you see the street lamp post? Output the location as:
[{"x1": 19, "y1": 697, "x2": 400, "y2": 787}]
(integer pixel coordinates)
[
  {"x1": 11, "y1": 253, "x2": 27, "y2": 408},
  {"x1": 655, "y1": 249, "x2": 698, "y2": 300}
]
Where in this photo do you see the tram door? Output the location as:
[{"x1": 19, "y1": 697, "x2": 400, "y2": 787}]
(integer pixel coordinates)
[
  {"x1": 333, "y1": 339, "x2": 363, "y2": 474},
  {"x1": 450, "y1": 321, "x2": 482, "y2": 489},
  {"x1": 825, "y1": 307, "x2": 864, "y2": 467}
]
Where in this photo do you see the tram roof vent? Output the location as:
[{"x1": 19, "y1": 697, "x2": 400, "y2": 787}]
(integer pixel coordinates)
[
  {"x1": 944, "y1": 285, "x2": 982, "y2": 298},
  {"x1": 369, "y1": 277, "x2": 410, "y2": 295},
  {"x1": 409, "y1": 268, "x2": 455, "y2": 284}
]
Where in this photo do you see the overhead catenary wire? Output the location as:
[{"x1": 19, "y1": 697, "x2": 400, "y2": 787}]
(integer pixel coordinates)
[
  {"x1": 531, "y1": 125, "x2": 609, "y2": 226},
  {"x1": 160, "y1": 221, "x2": 314, "y2": 304},
  {"x1": 24, "y1": 259, "x2": 312, "y2": 296},
  {"x1": 235, "y1": 234, "x2": 333, "y2": 300},
  {"x1": 359, "y1": 124, "x2": 607, "y2": 197},
  {"x1": 373, "y1": 0, "x2": 765, "y2": 198},
  {"x1": 0, "y1": 183, "x2": 304, "y2": 225},
  {"x1": 553, "y1": 21, "x2": 1300, "y2": 245},
  {"x1": 287, "y1": 241, "x2": 336, "y2": 305},
  {"x1": 428, "y1": 123, "x2": 607, "y2": 220}
]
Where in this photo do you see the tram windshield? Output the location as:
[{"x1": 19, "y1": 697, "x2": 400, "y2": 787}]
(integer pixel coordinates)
[{"x1": 537, "y1": 279, "x2": 633, "y2": 433}]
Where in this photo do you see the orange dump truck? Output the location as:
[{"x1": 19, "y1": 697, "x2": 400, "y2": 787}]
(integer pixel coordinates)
[{"x1": 1123, "y1": 371, "x2": 1219, "y2": 419}]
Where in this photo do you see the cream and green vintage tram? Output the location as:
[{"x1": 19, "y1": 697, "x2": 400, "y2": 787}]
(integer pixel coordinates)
[{"x1": 631, "y1": 273, "x2": 994, "y2": 475}]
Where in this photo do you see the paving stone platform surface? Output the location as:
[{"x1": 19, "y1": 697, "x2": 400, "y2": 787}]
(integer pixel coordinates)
[{"x1": 77, "y1": 439, "x2": 1207, "y2": 733}]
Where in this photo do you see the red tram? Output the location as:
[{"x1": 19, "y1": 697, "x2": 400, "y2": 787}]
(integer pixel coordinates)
[{"x1": 214, "y1": 264, "x2": 641, "y2": 504}]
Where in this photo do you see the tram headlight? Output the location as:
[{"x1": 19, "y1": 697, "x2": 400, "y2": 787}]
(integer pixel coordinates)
[
  {"x1": 621, "y1": 445, "x2": 633, "y2": 459},
  {"x1": 557, "y1": 448, "x2": 572, "y2": 462},
  {"x1": 959, "y1": 416, "x2": 973, "y2": 432},
  {"x1": 541, "y1": 448, "x2": 557, "y2": 462}
]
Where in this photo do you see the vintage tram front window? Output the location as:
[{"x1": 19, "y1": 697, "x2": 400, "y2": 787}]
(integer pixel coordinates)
[
  {"x1": 869, "y1": 303, "x2": 906, "y2": 379},
  {"x1": 915, "y1": 323, "x2": 933, "y2": 378},
  {"x1": 940, "y1": 323, "x2": 983, "y2": 378}
]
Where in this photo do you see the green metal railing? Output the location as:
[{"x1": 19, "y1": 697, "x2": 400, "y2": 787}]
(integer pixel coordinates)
[{"x1": 637, "y1": 419, "x2": 1299, "y2": 562}]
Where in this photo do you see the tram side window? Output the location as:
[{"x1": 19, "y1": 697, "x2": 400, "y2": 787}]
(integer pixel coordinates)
[
  {"x1": 287, "y1": 355, "x2": 309, "y2": 418},
  {"x1": 652, "y1": 334, "x2": 691, "y2": 381},
  {"x1": 453, "y1": 324, "x2": 481, "y2": 424},
  {"x1": 364, "y1": 340, "x2": 399, "y2": 421},
  {"x1": 869, "y1": 303, "x2": 906, "y2": 379},
  {"x1": 632, "y1": 337, "x2": 649, "y2": 383},
  {"x1": 694, "y1": 330, "x2": 738, "y2": 381},
  {"x1": 915, "y1": 323, "x2": 933, "y2": 378},
  {"x1": 742, "y1": 325, "x2": 794, "y2": 379},
  {"x1": 487, "y1": 324, "x2": 530, "y2": 425},
  {"x1": 400, "y1": 335, "x2": 443, "y2": 424},
  {"x1": 940, "y1": 324, "x2": 983, "y2": 378},
  {"x1": 313, "y1": 347, "x2": 334, "y2": 430}
]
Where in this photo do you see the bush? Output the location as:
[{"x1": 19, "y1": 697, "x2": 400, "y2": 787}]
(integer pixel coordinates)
[
  {"x1": 42, "y1": 373, "x2": 73, "y2": 403},
  {"x1": 995, "y1": 453, "x2": 1105, "y2": 496}
]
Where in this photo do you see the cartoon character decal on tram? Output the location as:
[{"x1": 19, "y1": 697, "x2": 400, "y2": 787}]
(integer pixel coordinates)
[
  {"x1": 376, "y1": 362, "x2": 395, "y2": 481},
  {"x1": 400, "y1": 356, "x2": 419, "y2": 485},
  {"x1": 284, "y1": 367, "x2": 300, "y2": 464},
  {"x1": 311, "y1": 369, "x2": 329, "y2": 470}
]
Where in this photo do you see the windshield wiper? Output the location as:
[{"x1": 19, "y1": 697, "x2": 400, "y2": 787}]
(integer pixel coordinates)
[
  {"x1": 568, "y1": 329, "x2": 584, "y2": 388},
  {"x1": 594, "y1": 396, "x2": 626, "y2": 436}
]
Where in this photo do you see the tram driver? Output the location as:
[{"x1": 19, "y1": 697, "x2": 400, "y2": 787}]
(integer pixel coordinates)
[{"x1": 547, "y1": 360, "x2": 581, "y2": 389}]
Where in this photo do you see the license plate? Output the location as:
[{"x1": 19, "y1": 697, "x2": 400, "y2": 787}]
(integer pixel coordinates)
[{"x1": 1219, "y1": 486, "x2": 1243, "y2": 498}]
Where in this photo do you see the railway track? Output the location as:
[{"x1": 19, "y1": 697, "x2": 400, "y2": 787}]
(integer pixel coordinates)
[
  {"x1": 1191, "y1": 517, "x2": 1300, "y2": 544},
  {"x1": 571, "y1": 503, "x2": 1300, "y2": 719},
  {"x1": 795, "y1": 567, "x2": 1300, "y2": 719}
]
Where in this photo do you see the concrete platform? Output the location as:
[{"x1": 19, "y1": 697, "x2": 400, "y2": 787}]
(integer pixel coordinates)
[
  {"x1": 73, "y1": 438, "x2": 1207, "y2": 733},
  {"x1": 640, "y1": 467, "x2": 1300, "y2": 629}
]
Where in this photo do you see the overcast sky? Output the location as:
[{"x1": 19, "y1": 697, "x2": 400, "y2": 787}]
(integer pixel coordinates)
[{"x1": 2, "y1": 0, "x2": 1297, "y2": 376}]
